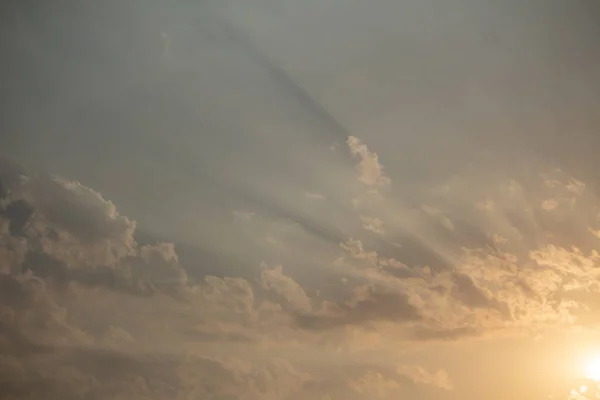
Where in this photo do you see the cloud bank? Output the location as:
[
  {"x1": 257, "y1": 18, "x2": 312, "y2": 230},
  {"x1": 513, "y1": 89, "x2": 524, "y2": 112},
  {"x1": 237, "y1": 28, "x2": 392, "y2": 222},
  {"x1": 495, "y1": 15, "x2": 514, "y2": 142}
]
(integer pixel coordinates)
[{"x1": 2, "y1": 141, "x2": 600, "y2": 398}]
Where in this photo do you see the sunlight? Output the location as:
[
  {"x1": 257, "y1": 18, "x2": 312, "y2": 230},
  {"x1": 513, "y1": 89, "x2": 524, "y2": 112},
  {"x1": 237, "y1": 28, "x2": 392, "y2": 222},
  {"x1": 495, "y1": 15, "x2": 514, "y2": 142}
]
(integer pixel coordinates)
[{"x1": 584, "y1": 355, "x2": 600, "y2": 382}]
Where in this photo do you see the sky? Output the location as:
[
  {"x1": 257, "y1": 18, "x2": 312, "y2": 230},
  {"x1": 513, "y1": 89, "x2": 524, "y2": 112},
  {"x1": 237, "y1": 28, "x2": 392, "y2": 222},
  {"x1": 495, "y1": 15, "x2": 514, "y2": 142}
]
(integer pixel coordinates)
[{"x1": 2, "y1": 0, "x2": 600, "y2": 399}]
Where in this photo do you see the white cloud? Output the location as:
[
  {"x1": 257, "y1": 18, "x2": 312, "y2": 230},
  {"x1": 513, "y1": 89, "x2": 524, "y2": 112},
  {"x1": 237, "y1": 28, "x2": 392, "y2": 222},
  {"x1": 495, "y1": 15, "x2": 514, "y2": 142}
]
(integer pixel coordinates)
[
  {"x1": 542, "y1": 199, "x2": 559, "y2": 211},
  {"x1": 346, "y1": 136, "x2": 391, "y2": 187}
]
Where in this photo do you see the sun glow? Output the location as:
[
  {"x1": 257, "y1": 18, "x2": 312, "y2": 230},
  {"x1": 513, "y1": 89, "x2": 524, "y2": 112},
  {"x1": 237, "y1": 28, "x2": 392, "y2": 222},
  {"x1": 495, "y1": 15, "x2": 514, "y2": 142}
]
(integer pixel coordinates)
[{"x1": 584, "y1": 355, "x2": 600, "y2": 382}]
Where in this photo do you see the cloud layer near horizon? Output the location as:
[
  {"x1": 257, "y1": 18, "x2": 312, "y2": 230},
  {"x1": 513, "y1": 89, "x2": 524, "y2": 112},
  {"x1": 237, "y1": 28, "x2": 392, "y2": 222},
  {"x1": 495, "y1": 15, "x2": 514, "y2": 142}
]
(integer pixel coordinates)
[
  {"x1": 2, "y1": 134, "x2": 600, "y2": 398},
  {"x1": 0, "y1": 155, "x2": 452, "y2": 399}
]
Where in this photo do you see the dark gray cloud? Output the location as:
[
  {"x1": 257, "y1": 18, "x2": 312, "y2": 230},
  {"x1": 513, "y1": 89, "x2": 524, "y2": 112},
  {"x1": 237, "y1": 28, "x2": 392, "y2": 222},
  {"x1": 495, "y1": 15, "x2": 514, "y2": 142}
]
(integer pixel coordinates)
[
  {"x1": 294, "y1": 284, "x2": 421, "y2": 331},
  {"x1": 409, "y1": 325, "x2": 482, "y2": 342},
  {"x1": 0, "y1": 162, "x2": 462, "y2": 398},
  {"x1": 22, "y1": 176, "x2": 134, "y2": 243},
  {"x1": 0, "y1": 170, "x2": 190, "y2": 300},
  {"x1": 451, "y1": 273, "x2": 510, "y2": 317},
  {"x1": 1, "y1": 199, "x2": 34, "y2": 237}
]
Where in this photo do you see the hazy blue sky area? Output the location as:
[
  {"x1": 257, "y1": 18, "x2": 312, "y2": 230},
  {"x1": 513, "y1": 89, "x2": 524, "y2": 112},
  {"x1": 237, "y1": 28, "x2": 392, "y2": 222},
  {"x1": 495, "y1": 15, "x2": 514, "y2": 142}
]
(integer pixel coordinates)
[{"x1": 2, "y1": 1, "x2": 600, "y2": 399}]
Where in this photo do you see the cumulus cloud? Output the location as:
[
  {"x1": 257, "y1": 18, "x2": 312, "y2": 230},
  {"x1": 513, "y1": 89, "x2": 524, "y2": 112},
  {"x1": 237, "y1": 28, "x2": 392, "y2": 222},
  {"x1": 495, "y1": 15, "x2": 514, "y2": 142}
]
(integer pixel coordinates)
[
  {"x1": 260, "y1": 263, "x2": 313, "y2": 313},
  {"x1": 0, "y1": 168, "x2": 309, "y2": 399},
  {"x1": 346, "y1": 136, "x2": 390, "y2": 187},
  {"x1": 360, "y1": 216, "x2": 385, "y2": 235},
  {"x1": 5, "y1": 159, "x2": 600, "y2": 398},
  {"x1": 328, "y1": 180, "x2": 600, "y2": 339}
]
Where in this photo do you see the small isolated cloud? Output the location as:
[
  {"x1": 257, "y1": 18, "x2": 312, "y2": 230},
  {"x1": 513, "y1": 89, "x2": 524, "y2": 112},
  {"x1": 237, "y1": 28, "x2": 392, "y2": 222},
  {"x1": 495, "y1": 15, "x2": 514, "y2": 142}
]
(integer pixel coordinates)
[
  {"x1": 361, "y1": 216, "x2": 385, "y2": 235},
  {"x1": 566, "y1": 178, "x2": 586, "y2": 196},
  {"x1": 102, "y1": 325, "x2": 135, "y2": 347},
  {"x1": 233, "y1": 210, "x2": 255, "y2": 221},
  {"x1": 542, "y1": 199, "x2": 559, "y2": 211},
  {"x1": 346, "y1": 136, "x2": 391, "y2": 187},
  {"x1": 305, "y1": 192, "x2": 326, "y2": 200},
  {"x1": 340, "y1": 238, "x2": 379, "y2": 265},
  {"x1": 489, "y1": 232, "x2": 508, "y2": 245}
]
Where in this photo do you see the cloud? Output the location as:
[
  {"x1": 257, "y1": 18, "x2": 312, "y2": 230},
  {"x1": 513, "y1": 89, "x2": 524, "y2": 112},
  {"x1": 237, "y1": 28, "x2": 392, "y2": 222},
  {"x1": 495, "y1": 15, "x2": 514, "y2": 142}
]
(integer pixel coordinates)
[
  {"x1": 260, "y1": 263, "x2": 312, "y2": 313},
  {"x1": 1, "y1": 199, "x2": 34, "y2": 237},
  {"x1": 6, "y1": 160, "x2": 600, "y2": 398},
  {"x1": 9, "y1": 1, "x2": 600, "y2": 398},
  {"x1": 293, "y1": 283, "x2": 422, "y2": 331},
  {"x1": 327, "y1": 363, "x2": 453, "y2": 399},
  {"x1": 346, "y1": 136, "x2": 391, "y2": 187},
  {"x1": 21, "y1": 175, "x2": 136, "y2": 246},
  {"x1": 420, "y1": 205, "x2": 455, "y2": 232},
  {"x1": 339, "y1": 238, "x2": 379, "y2": 264},
  {"x1": 233, "y1": 210, "x2": 256, "y2": 221},
  {"x1": 360, "y1": 216, "x2": 385, "y2": 234},
  {"x1": 451, "y1": 272, "x2": 510, "y2": 317},
  {"x1": 542, "y1": 199, "x2": 559, "y2": 211},
  {"x1": 0, "y1": 168, "x2": 312, "y2": 397},
  {"x1": 0, "y1": 346, "x2": 310, "y2": 400},
  {"x1": 305, "y1": 192, "x2": 326, "y2": 200},
  {"x1": 300, "y1": 362, "x2": 453, "y2": 399},
  {"x1": 396, "y1": 365, "x2": 453, "y2": 390},
  {"x1": 330, "y1": 213, "x2": 600, "y2": 340},
  {"x1": 348, "y1": 370, "x2": 400, "y2": 397},
  {"x1": 0, "y1": 173, "x2": 193, "y2": 302}
]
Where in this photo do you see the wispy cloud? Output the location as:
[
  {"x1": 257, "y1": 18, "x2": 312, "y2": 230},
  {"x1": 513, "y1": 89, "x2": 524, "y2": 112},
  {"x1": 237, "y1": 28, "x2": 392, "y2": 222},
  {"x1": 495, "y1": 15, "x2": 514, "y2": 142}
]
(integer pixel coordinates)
[{"x1": 305, "y1": 191, "x2": 326, "y2": 200}]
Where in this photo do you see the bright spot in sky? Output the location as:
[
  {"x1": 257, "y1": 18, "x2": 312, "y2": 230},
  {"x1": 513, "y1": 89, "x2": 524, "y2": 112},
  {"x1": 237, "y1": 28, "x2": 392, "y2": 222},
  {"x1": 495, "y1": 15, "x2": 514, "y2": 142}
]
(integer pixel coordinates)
[{"x1": 584, "y1": 355, "x2": 600, "y2": 382}]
